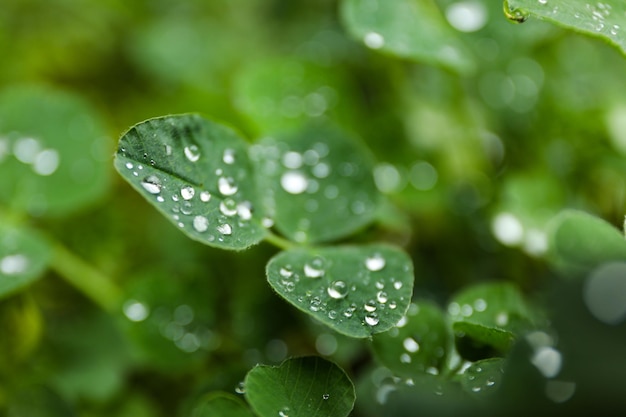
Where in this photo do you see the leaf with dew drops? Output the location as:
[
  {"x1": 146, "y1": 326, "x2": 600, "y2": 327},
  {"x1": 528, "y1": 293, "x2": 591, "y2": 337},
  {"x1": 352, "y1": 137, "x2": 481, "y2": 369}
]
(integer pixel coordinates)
[
  {"x1": 505, "y1": 0, "x2": 626, "y2": 56},
  {"x1": 371, "y1": 300, "x2": 450, "y2": 378},
  {"x1": 192, "y1": 392, "x2": 255, "y2": 417},
  {"x1": 244, "y1": 356, "x2": 355, "y2": 417},
  {"x1": 458, "y1": 358, "x2": 505, "y2": 397},
  {"x1": 0, "y1": 223, "x2": 51, "y2": 299},
  {"x1": 266, "y1": 244, "x2": 414, "y2": 338},
  {"x1": 251, "y1": 124, "x2": 379, "y2": 244},
  {"x1": 0, "y1": 85, "x2": 111, "y2": 216},
  {"x1": 340, "y1": 0, "x2": 475, "y2": 74},
  {"x1": 114, "y1": 114, "x2": 268, "y2": 250}
]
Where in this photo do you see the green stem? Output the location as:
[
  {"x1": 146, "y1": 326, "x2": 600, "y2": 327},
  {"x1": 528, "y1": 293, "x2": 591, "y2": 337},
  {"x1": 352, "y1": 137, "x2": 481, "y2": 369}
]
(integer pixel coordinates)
[
  {"x1": 263, "y1": 232, "x2": 296, "y2": 251},
  {"x1": 48, "y1": 239, "x2": 122, "y2": 312}
]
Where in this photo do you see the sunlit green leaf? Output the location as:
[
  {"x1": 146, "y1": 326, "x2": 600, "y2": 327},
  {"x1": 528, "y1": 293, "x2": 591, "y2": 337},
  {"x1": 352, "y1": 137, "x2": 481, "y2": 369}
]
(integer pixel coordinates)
[
  {"x1": 547, "y1": 209, "x2": 626, "y2": 270},
  {"x1": 371, "y1": 301, "x2": 449, "y2": 377},
  {"x1": 252, "y1": 124, "x2": 378, "y2": 243},
  {"x1": 114, "y1": 114, "x2": 268, "y2": 250},
  {"x1": 340, "y1": 0, "x2": 475, "y2": 73},
  {"x1": 0, "y1": 223, "x2": 51, "y2": 299},
  {"x1": 192, "y1": 392, "x2": 254, "y2": 417},
  {"x1": 244, "y1": 356, "x2": 355, "y2": 417},
  {"x1": 266, "y1": 244, "x2": 414, "y2": 338},
  {"x1": 505, "y1": 0, "x2": 626, "y2": 55},
  {"x1": 0, "y1": 85, "x2": 111, "y2": 216},
  {"x1": 458, "y1": 358, "x2": 505, "y2": 397}
]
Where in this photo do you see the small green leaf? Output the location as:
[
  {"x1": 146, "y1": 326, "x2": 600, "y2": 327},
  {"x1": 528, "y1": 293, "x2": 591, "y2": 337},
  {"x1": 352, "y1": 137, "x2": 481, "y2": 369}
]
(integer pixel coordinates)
[
  {"x1": 114, "y1": 114, "x2": 268, "y2": 250},
  {"x1": 371, "y1": 301, "x2": 450, "y2": 377},
  {"x1": 505, "y1": 0, "x2": 626, "y2": 56},
  {"x1": 266, "y1": 244, "x2": 414, "y2": 338},
  {"x1": 252, "y1": 125, "x2": 378, "y2": 244},
  {"x1": 0, "y1": 85, "x2": 111, "y2": 216},
  {"x1": 340, "y1": 0, "x2": 475, "y2": 74},
  {"x1": 244, "y1": 356, "x2": 355, "y2": 417},
  {"x1": 547, "y1": 209, "x2": 626, "y2": 270},
  {"x1": 459, "y1": 358, "x2": 505, "y2": 397},
  {"x1": 0, "y1": 223, "x2": 51, "y2": 299},
  {"x1": 453, "y1": 322, "x2": 515, "y2": 359},
  {"x1": 191, "y1": 392, "x2": 254, "y2": 417}
]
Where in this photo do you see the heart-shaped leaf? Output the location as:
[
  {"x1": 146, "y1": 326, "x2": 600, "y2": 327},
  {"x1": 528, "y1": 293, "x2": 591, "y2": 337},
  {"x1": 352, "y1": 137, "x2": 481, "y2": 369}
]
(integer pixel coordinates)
[
  {"x1": 266, "y1": 244, "x2": 414, "y2": 338},
  {"x1": 251, "y1": 124, "x2": 379, "y2": 244},
  {"x1": 547, "y1": 209, "x2": 626, "y2": 271},
  {"x1": 340, "y1": 0, "x2": 475, "y2": 74},
  {"x1": 0, "y1": 223, "x2": 51, "y2": 299},
  {"x1": 191, "y1": 392, "x2": 255, "y2": 417},
  {"x1": 244, "y1": 356, "x2": 355, "y2": 417},
  {"x1": 114, "y1": 114, "x2": 268, "y2": 250},
  {"x1": 505, "y1": 0, "x2": 626, "y2": 56},
  {"x1": 371, "y1": 300, "x2": 450, "y2": 378},
  {"x1": 0, "y1": 85, "x2": 111, "y2": 216}
]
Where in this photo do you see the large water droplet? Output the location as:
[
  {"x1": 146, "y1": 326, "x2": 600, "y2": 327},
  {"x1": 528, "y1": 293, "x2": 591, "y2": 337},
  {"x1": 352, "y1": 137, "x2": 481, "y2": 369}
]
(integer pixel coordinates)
[
  {"x1": 403, "y1": 337, "x2": 420, "y2": 353},
  {"x1": 365, "y1": 254, "x2": 386, "y2": 271},
  {"x1": 200, "y1": 191, "x2": 211, "y2": 202},
  {"x1": 218, "y1": 177, "x2": 238, "y2": 196},
  {"x1": 235, "y1": 381, "x2": 245, "y2": 394},
  {"x1": 364, "y1": 300, "x2": 377, "y2": 312},
  {"x1": 365, "y1": 312, "x2": 380, "y2": 326},
  {"x1": 141, "y1": 175, "x2": 162, "y2": 194},
  {"x1": 184, "y1": 145, "x2": 200, "y2": 162},
  {"x1": 217, "y1": 224, "x2": 232, "y2": 235},
  {"x1": 0, "y1": 254, "x2": 29, "y2": 275},
  {"x1": 193, "y1": 215, "x2": 209, "y2": 232},
  {"x1": 220, "y1": 199, "x2": 238, "y2": 216},
  {"x1": 278, "y1": 407, "x2": 290, "y2": 417},
  {"x1": 364, "y1": 31, "x2": 385, "y2": 49},
  {"x1": 281, "y1": 171, "x2": 308, "y2": 194},
  {"x1": 304, "y1": 257, "x2": 325, "y2": 278},
  {"x1": 376, "y1": 291, "x2": 388, "y2": 303},
  {"x1": 181, "y1": 186, "x2": 195, "y2": 200},
  {"x1": 327, "y1": 281, "x2": 348, "y2": 299},
  {"x1": 393, "y1": 281, "x2": 403, "y2": 290},
  {"x1": 237, "y1": 201, "x2": 253, "y2": 220}
]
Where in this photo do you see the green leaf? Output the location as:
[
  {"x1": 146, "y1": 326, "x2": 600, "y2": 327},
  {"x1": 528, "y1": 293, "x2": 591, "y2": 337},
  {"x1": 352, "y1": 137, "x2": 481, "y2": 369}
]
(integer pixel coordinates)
[
  {"x1": 252, "y1": 125, "x2": 379, "y2": 244},
  {"x1": 547, "y1": 209, "x2": 626, "y2": 270},
  {"x1": 340, "y1": 0, "x2": 475, "y2": 74},
  {"x1": 0, "y1": 85, "x2": 111, "y2": 216},
  {"x1": 458, "y1": 358, "x2": 505, "y2": 397},
  {"x1": 191, "y1": 392, "x2": 254, "y2": 417},
  {"x1": 266, "y1": 244, "x2": 414, "y2": 338},
  {"x1": 114, "y1": 114, "x2": 268, "y2": 250},
  {"x1": 244, "y1": 356, "x2": 355, "y2": 417},
  {"x1": 505, "y1": 0, "x2": 626, "y2": 56},
  {"x1": 0, "y1": 223, "x2": 51, "y2": 299},
  {"x1": 371, "y1": 301, "x2": 450, "y2": 377},
  {"x1": 448, "y1": 282, "x2": 532, "y2": 358}
]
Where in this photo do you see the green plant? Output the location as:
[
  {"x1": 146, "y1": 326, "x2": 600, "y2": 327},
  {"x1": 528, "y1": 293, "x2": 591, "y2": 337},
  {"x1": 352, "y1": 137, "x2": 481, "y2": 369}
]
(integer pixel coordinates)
[{"x1": 2, "y1": 0, "x2": 626, "y2": 416}]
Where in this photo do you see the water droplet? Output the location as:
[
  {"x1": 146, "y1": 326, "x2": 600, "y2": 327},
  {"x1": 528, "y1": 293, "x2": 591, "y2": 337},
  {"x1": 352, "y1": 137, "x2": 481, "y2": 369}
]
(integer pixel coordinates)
[
  {"x1": 237, "y1": 201, "x2": 253, "y2": 220},
  {"x1": 172, "y1": 194, "x2": 179, "y2": 202},
  {"x1": 400, "y1": 353, "x2": 411, "y2": 363},
  {"x1": 486, "y1": 378, "x2": 496, "y2": 387},
  {"x1": 310, "y1": 297, "x2": 322, "y2": 312},
  {"x1": 141, "y1": 175, "x2": 162, "y2": 194},
  {"x1": 312, "y1": 162, "x2": 330, "y2": 178},
  {"x1": 218, "y1": 177, "x2": 238, "y2": 196},
  {"x1": 328, "y1": 310, "x2": 337, "y2": 319},
  {"x1": 403, "y1": 337, "x2": 420, "y2": 353},
  {"x1": 304, "y1": 257, "x2": 325, "y2": 278},
  {"x1": 278, "y1": 407, "x2": 290, "y2": 417},
  {"x1": 445, "y1": 1, "x2": 488, "y2": 33},
  {"x1": 123, "y1": 299, "x2": 149, "y2": 322},
  {"x1": 471, "y1": 386, "x2": 481, "y2": 392},
  {"x1": 538, "y1": 0, "x2": 547, "y2": 4},
  {"x1": 364, "y1": 300, "x2": 377, "y2": 312},
  {"x1": 375, "y1": 281, "x2": 385, "y2": 290},
  {"x1": 200, "y1": 191, "x2": 211, "y2": 202},
  {"x1": 220, "y1": 198, "x2": 238, "y2": 216},
  {"x1": 474, "y1": 298, "x2": 487, "y2": 312},
  {"x1": 181, "y1": 201, "x2": 192, "y2": 215},
  {"x1": 184, "y1": 145, "x2": 200, "y2": 162},
  {"x1": 503, "y1": 0, "x2": 529, "y2": 23},
  {"x1": 393, "y1": 281, "x2": 403, "y2": 290},
  {"x1": 496, "y1": 312, "x2": 509, "y2": 326},
  {"x1": 365, "y1": 312, "x2": 379, "y2": 326},
  {"x1": 217, "y1": 224, "x2": 232, "y2": 235},
  {"x1": 193, "y1": 216, "x2": 209, "y2": 232},
  {"x1": 223, "y1": 148, "x2": 235, "y2": 164},
  {"x1": 282, "y1": 151, "x2": 303, "y2": 169},
  {"x1": 125, "y1": 162, "x2": 133, "y2": 169},
  {"x1": 279, "y1": 265, "x2": 293, "y2": 278},
  {"x1": 0, "y1": 254, "x2": 29, "y2": 275},
  {"x1": 376, "y1": 291, "x2": 388, "y2": 303},
  {"x1": 531, "y1": 346, "x2": 562, "y2": 378},
  {"x1": 389, "y1": 301, "x2": 397, "y2": 309},
  {"x1": 13, "y1": 137, "x2": 41, "y2": 163},
  {"x1": 365, "y1": 254, "x2": 386, "y2": 271},
  {"x1": 235, "y1": 381, "x2": 245, "y2": 394},
  {"x1": 181, "y1": 186, "x2": 195, "y2": 200},
  {"x1": 364, "y1": 31, "x2": 385, "y2": 49},
  {"x1": 281, "y1": 171, "x2": 308, "y2": 194},
  {"x1": 156, "y1": 196, "x2": 165, "y2": 202},
  {"x1": 327, "y1": 281, "x2": 348, "y2": 299},
  {"x1": 262, "y1": 217, "x2": 274, "y2": 228},
  {"x1": 322, "y1": 394, "x2": 330, "y2": 400}
]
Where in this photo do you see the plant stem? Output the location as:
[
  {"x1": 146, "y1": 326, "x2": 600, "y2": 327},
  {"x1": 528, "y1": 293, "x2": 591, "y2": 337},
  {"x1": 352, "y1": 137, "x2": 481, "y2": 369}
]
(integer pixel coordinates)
[
  {"x1": 263, "y1": 232, "x2": 296, "y2": 251},
  {"x1": 48, "y1": 239, "x2": 122, "y2": 312}
]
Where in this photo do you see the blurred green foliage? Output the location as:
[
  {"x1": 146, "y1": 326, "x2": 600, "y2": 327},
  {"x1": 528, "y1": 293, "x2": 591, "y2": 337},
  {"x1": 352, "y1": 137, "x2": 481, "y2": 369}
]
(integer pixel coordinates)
[{"x1": 1, "y1": 0, "x2": 626, "y2": 416}]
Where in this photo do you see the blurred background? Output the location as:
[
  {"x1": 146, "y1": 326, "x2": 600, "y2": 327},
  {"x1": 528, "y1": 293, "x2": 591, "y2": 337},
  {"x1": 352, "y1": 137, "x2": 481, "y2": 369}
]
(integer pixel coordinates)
[{"x1": 1, "y1": 0, "x2": 625, "y2": 415}]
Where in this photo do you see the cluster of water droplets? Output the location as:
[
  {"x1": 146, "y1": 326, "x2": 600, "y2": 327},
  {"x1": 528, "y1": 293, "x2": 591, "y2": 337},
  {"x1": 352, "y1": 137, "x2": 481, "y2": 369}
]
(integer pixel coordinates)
[
  {"x1": 0, "y1": 135, "x2": 60, "y2": 176},
  {"x1": 463, "y1": 362, "x2": 503, "y2": 394}
]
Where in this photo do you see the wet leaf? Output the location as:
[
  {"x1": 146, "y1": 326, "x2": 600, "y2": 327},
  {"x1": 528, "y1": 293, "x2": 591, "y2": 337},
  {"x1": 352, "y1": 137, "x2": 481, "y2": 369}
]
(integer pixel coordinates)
[
  {"x1": 192, "y1": 392, "x2": 254, "y2": 417},
  {"x1": 0, "y1": 85, "x2": 111, "y2": 216},
  {"x1": 371, "y1": 301, "x2": 450, "y2": 378},
  {"x1": 547, "y1": 209, "x2": 626, "y2": 270},
  {"x1": 114, "y1": 114, "x2": 268, "y2": 250},
  {"x1": 0, "y1": 223, "x2": 51, "y2": 299},
  {"x1": 340, "y1": 0, "x2": 475, "y2": 74},
  {"x1": 458, "y1": 358, "x2": 505, "y2": 397},
  {"x1": 252, "y1": 124, "x2": 378, "y2": 244},
  {"x1": 266, "y1": 244, "x2": 414, "y2": 338},
  {"x1": 505, "y1": 0, "x2": 626, "y2": 56},
  {"x1": 244, "y1": 356, "x2": 355, "y2": 417}
]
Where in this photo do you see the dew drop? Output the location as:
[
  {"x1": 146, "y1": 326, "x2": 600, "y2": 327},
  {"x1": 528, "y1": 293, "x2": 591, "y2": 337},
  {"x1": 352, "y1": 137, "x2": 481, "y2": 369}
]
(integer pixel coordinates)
[
  {"x1": 193, "y1": 216, "x2": 209, "y2": 232},
  {"x1": 365, "y1": 312, "x2": 379, "y2": 326},
  {"x1": 218, "y1": 177, "x2": 238, "y2": 196},
  {"x1": 377, "y1": 291, "x2": 388, "y2": 304},
  {"x1": 156, "y1": 196, "x2": 165, "y2": 202},
  {"x1": 223, "y1": 148, "x2": 235, "y2": 164},
  {"x1": 279, "y1": 265, "x2": 293, "y2": 278},
  {"x1": 184, "y1": 145, "x2": 200, "y2": 162},
  {"x1": 123, "y1": 299, "x2": 149, "y2": 322},
  {"x1": 181, "y1": 186, "x2": 195, "y2": 200},
  {"x1": 220, "y1": 198, "x2": 238, "y2": 216},
  {"x1": 400, "y1": 353, "x2": 412, "y2": 363},
  {"x1": 0, "y1": 254, "x2": 29, "y2": 275},
  {"x1": 375, "y1": 281, "x2": 385, "y2": 290},
  {"x1": 200, "y1": 191, "x2": 211, "y2": 202},
  {"x1": 364, "y1": 31, "x2": 385, "y2": 49},
  {"x1": 141, "y1": 175, "x2": 162, "y2": 194},
  {"x1": 125, "y1": 162, "x2": 133, "y2": 169},
  {"x1": 217, "y1": 224, "x2": 232, "y2": 235},
  {"x1": 393, "y1": 281, "x2": 403, "y2": 290},
  {"x1": 365, "y1": 254, "x2": 386, "y2": 271},
  {"x1": 304, "y1": 257, "x2": 325, "y2": 278},
  {"x1": 403, "y1": 337, "x2": 420, "y2": 353},
  {"x1": 322, "y1": 394, "x2": 330, "y2": 400},
  {"x1": 364, "y1": 300, "x2": 377, "y2": 313},
  {"x1": 235, "y1": 381, "x2": 245, "y2": 394},
  {"x1": 327, "y1": 281, "x2": 348, "y2": 299},
  {"x1": 282, "y1": 151, "x2": 303, "y2": 169},
  {"x1": 310, "y1": 297, "x2": 322, "y2": 312},
  {"x1": 328, "y1": 310, "x2": 337, "y2": 320},
  {"x1": 389, "y1": 301, "x2": 397, "y2": 309},
  {"x1": 237, "y1": 201, "x2": 253, "y2": 220},
  {"x1": 281, "y1": 171, "x2": 308, "y2": 194},
  {"x1": 278, "y1": 407, "x2": 290, "y2": 417},
  {"x1": 181, "y1": 201, "x2": 192, "y2": 215}
]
